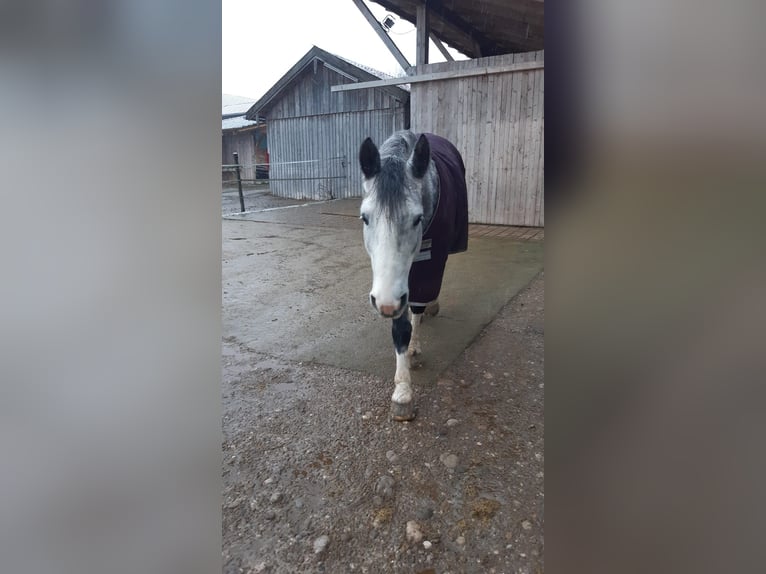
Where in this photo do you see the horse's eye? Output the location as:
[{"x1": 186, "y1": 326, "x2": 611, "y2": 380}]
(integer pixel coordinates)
[
  {"x1": 413, "y1": 215, "x2": 423, "y2": 227},
  {"x1": 360, "y1": 214, "x2": 369, "y2": 225}
]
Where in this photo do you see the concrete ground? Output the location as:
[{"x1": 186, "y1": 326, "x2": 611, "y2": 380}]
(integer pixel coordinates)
[
  {"x1": 222, "y1": 195, "x2": 544, "y2": 573},
  {"x1": 223, "y1": 198, "x2": 542, "y2": 381},
  {"x1": 222, "y1": 184, "x2": 310, "y2": 215}
]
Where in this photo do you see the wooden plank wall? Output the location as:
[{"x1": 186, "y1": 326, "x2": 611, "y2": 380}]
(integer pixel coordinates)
[
  {"x1": 269, "y1": 107, "x2": 406, "y2": 199},
  {"x1": 267, "y1": 60, "x2": 405, "y2": 119},
  {"x1": 222, "y1": 131, "x2": 256, "y2": 181},
  {"x1": 410, "y1": 51, "x2": 544, "y2": 226},
  {"x1": 265, "y1": 59, "x2": 408, "y2": 200}
]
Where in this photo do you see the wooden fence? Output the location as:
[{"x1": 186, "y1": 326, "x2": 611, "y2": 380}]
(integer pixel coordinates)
[{"x1": 410, "y1": 51, "x2": 544, "y2": 226}]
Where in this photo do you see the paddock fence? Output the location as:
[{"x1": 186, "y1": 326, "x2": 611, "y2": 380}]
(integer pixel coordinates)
[{"x1": 222, "y1": 154, "x2": 348, "y2": 213}]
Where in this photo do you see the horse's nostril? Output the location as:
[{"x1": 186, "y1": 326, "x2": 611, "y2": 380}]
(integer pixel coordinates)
[{"x1": 370, "y1": 294, "x2": 377, "y2": 309}]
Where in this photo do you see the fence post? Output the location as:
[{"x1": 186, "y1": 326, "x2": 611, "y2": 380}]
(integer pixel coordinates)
[{"x1": 233, "y1": 152, "x2": 245, "y2": 213}]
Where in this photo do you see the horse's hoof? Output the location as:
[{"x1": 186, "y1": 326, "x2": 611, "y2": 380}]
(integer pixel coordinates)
[
  {"x1": 391, "y1": 401, "x2": 416, "y2": 421},
  {"x1": 424, "y1": 301, "x2": 440, "y2": 316}
]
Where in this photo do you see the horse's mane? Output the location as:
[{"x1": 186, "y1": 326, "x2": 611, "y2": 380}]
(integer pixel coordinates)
[
  {"x1": 374, "y1": 132, "x2": 417, "y2": 221},
  {"x1": 375, "y1": 156, "x2": 408, "y2": 221}
]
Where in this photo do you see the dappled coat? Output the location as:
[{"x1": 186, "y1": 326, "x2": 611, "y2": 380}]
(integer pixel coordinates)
[{"x1": 407, "y1": 133, "x2": 469, "y2": 307}]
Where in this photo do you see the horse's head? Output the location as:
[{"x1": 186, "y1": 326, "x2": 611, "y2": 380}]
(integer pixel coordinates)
[{"x1": 358, "y1": 134, "x2": 432, "y2": 319}]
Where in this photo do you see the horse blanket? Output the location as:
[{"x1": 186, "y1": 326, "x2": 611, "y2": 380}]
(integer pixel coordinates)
[{"x1": 408, "y1": 133, "x2": 468, "y2": 307}]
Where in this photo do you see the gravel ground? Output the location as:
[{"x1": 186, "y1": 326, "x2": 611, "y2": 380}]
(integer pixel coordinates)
[{"x1": 222, "y1": 273, "x2": 544, "y2": 573}]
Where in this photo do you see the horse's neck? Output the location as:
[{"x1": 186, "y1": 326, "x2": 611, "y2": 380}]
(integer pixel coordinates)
[{"x1": 421, "y1": 165, "x2": 439, "y2": 232}]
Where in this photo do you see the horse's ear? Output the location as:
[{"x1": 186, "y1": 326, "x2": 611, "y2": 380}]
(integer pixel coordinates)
[
  {"x1": 410, "y1": 134, "x2": 430, "y2": 179},
  {"x1": 359, "y1": 137, "x2": 380, "y2": 179}
]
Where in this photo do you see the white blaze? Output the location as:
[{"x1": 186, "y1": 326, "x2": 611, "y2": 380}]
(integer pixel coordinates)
[{"x1": 361, "y1": 195, "x2": 420, "y2": 309}]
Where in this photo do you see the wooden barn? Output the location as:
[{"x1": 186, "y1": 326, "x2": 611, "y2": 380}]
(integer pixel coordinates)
[
  {"x1": 334, "y1": 0, "x2": 544, "y2": 227},
  {"x1": 245, "y1": 46, "x2": 409, "y2": 200},
  {"x1": 222, "y1": 94, "x2": 268, "y2": 183}
]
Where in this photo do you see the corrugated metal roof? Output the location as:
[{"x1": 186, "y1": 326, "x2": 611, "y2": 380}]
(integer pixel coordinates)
[
  {"x1": 222, "y1": 94, "x2": 257, "y2": 117},
  {"x1": 332, "y1": 54, "x2": 400, "y2": 83},
  {"x1": 222, "y1": 116, "x2": 259, "y2": 131}
]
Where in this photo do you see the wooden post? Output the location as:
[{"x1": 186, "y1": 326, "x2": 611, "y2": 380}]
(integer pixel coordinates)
[
  {"x1": 233, "y1": 152, "x2": 245, "y2": 213},
  {"x1": 416, "y1": 2, "x2": 429, "y2": 67}
]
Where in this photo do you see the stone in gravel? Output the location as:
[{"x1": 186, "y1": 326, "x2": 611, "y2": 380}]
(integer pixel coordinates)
[
  {"x1": 374, "y1": 475, "x2": 395, "y2": 499},
  {"x1": 269, "y1": 491, "x2": 283, "y2": 504},
  {"x1": 372, "y1": 507, "x2": 392, "y2": 528},
  {"x1": 294, "y1": 498, "x2": 304, "y2": 509},
  {"x1": 250, "y1": 562, "x2": 267, "y2": 573},
  {"x1": 341, "y1": 531, "x2": 352, "y2": 542},
  {"x1": 313, "y1": 535, "x2": 330, "y2": 554},
  {"x1": 406, "y1": 520, "x2": 423, "y2": 544},
  {"x1": 225, "y1": 496, "x2": 244, "y2": 509},
  {"x1": 415, "y1": 506, "x2": 434, "y2": 520},
  {"x1": 385, "y1": 450, "x2": 399, "y2": 464},
  {"x1": 446, "y1": 418, "x2": 459, "y2": 427},
  {"x1": 423, "y1": 540, "x2": 433, "y2": 550},
  {"x1": 456, "y1": 535, "x2": 466, "y2": 545},
  {"x1": 264, "y1": 510, "x2": 276, "y2": 521},
  {"x1": 249, "y1": 498, "x2": 258, "y2": 511},
  {"x1": 263, "y1": 478, "x2": 274, "y2": 485},
  {"x1": 372, "y1": 495, "x2": 383, "y2": 507},
  {"x1": 521, "y1": 519, "x2": 533, "y2": 530},
  {"x1": 439, "y1": 453, "x2": 459, "y2": 469},
  {"x1": 361, "y1": 411, "x2": 372, "y2": 420}
]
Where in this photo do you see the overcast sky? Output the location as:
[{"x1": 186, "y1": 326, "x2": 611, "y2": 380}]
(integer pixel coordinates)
[{"x1": 222, "y1": 0, "x2": 465, "y2": 100}]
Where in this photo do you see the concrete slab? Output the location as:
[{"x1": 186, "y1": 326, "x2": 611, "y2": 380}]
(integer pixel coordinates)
[
  {"x1": 222, "y1": 199, "x2": 543, "y2": 384},
  {"x1": 221, "y1": 186, "x2": 314, "y2": 215}
]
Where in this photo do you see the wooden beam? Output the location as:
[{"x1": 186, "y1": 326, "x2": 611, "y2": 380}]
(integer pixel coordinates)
[
  {"x1": 330, "y1": 60, "x2": 543, "y2": 92},
  {"x1": 350, "y1": 0, "x2": 411, "y2": 72},
  {"x1": 430, "y1": 34, "x2": 454, "y2": 62},
  {"x1": 416, "y1": 2, "x2": 429, "y2": 66}
]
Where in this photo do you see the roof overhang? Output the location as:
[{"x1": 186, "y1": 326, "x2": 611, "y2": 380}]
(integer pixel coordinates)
[{"x1": 370, "y1": 0, "x2": 543, "y2": 59}]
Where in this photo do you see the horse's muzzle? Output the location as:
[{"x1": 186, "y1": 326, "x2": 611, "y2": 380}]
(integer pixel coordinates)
[{"x1": 371, "y1": 293, "x2": 408, "y2": 318}]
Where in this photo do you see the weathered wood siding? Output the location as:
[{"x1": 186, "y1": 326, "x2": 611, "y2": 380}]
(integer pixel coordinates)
[
  {"x1": 222, "y1": 130, "x2": 256, "y2": 182},
  {"x1": 265, "y1": 60, "x2": 408, "y2": 199},
  {"x1": 411, "y1": 51, "x2": 544, "y2": 226},
  {"x1": 269, "y1": 107, "x2": 405, "y2": 199}
]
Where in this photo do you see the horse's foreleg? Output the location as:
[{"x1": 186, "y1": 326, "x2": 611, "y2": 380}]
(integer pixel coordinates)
[
  {"x1": 391, "y1": 312, "x2": 415, "y2": 421},
  {"x1": 408, "y1": 307, "x2": 424, "y2": 357}
]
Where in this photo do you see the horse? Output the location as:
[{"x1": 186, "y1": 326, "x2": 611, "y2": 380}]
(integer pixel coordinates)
[{"x1": 358, "y1": 130, "x2": 468, "y2": 421}]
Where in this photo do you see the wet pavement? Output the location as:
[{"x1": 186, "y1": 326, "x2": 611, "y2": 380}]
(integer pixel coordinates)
[
  {"x1": 223, "y1": 198, "x2": 543, "y2": 381},
  {"x1": 222, "y1": 184, "x2": 311, "y2": 215}
]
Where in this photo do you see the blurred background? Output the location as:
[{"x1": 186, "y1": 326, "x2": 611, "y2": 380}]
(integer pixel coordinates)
[
  {"x1": 1, "y1": 0, "x2": 765, "y2": 572},
  {"x1": 547, "y1": 0, "x2": 766, "y2": 571},
  {"x1": 0, "y1": 1, "x2": 221, "y2": 573}
]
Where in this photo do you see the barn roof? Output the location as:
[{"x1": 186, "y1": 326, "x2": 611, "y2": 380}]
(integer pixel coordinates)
[
  {"x1": 245, "y1": 46, "x2": 409, "y2": 120},
  {"x1": 222, "y1": 94, "x2": 257, "y2": 118},
  {"x1": 222, "y1": 116, "x2": 260, "y2": 131},
  {"x1": 370, "y1": 0, "x2": 543, "y2": 58}
]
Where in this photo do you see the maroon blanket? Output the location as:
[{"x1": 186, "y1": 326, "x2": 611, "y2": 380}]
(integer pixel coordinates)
[{"x1": 408, "y1": 133, "x2": 468, "y2": 307}]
